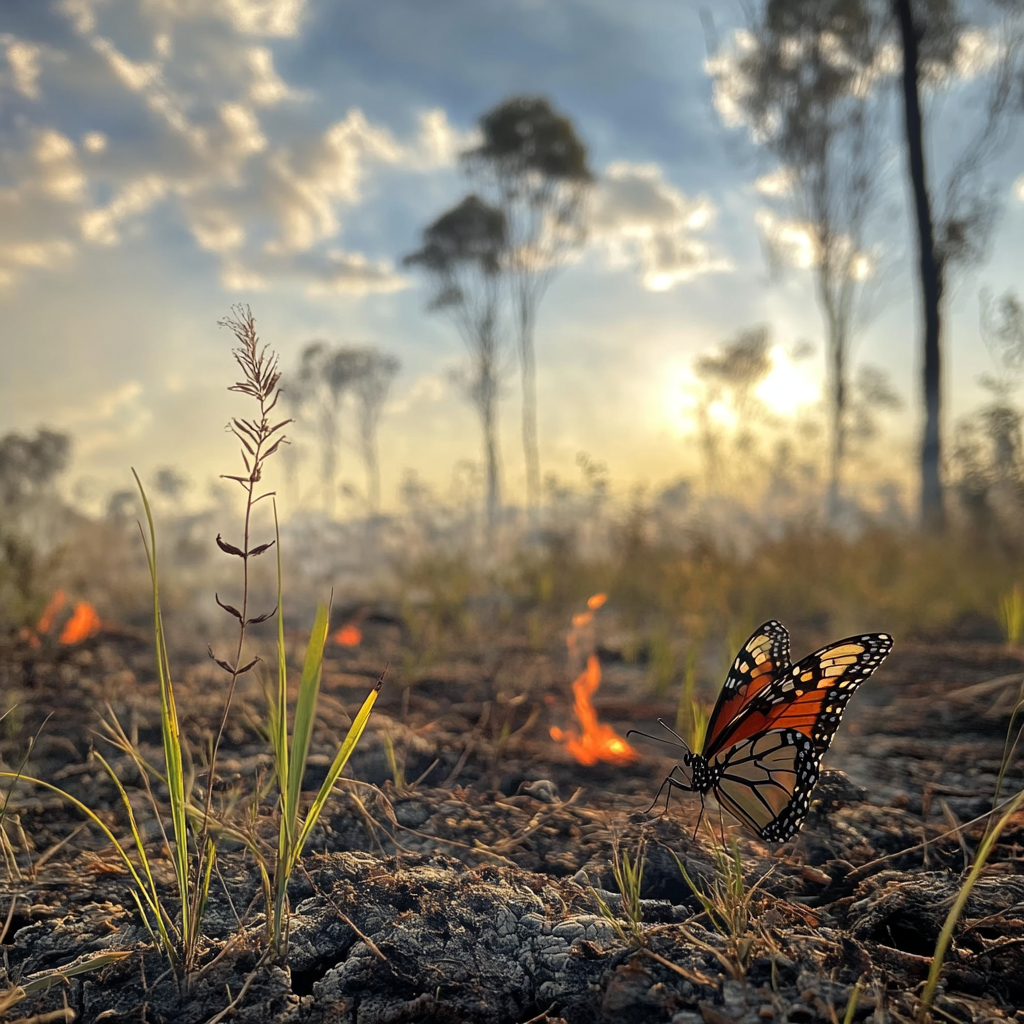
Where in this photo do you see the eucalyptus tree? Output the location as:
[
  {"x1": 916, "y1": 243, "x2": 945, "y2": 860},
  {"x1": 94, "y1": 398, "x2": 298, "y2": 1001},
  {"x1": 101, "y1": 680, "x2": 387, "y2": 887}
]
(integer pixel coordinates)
[
  {"x1": 290, "y1": 342, "x2": 363, "y2": 517},
  {"x1": 892, "y1": 0, "x2": 1024, "y2": 531},
  {"x1": 463, "y1": 96, "x2": 593, "y2": 515},
  {"x1": 715, "y1": 0, "x2": 889, "y2": 523},
  {"x1": 712, "y1": 0, "x2": 1024, "y2": 530},
  {"x1": 693, "y1": 326, "x2": 773, "y2": 492},
  {"x1": 349, "y1": 348, "x2": 400, "y2": 515},
  {"x1": 404, "y1": 195, "x2": 509, "y2": 536}
]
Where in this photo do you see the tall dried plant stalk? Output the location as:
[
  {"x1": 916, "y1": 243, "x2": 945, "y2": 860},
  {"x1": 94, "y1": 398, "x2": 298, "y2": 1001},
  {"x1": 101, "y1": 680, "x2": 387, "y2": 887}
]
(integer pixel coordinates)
[{"x1": 201, "y1": 305, "x2": 291, "y2": 851}]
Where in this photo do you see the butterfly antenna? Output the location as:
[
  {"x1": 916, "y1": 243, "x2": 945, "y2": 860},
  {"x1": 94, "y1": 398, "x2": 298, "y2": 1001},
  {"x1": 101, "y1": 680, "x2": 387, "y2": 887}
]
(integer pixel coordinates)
[
  {"x1": 656, "y1": 718, "x2": 694, "y2": 754},
  {"x1": 625, "y1": 720, "x2": 694, "y2": 757}
]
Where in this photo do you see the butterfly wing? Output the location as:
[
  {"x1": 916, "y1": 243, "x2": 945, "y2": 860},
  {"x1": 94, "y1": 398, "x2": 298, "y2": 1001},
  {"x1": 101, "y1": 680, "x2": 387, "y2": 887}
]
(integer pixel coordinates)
[
  {"x1": 702, "y1": 620, "x2": 791, "y2": 757},
  {"x1": 704, "y1": 632, "x2": 893, "y2": 841},
  {"x1": 710, "y1": 729, "x2": 818, "y2": 842}
]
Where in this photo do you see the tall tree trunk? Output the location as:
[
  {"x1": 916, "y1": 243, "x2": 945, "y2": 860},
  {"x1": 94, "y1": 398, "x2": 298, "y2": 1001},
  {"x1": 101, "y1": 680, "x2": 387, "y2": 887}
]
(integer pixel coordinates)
[
  {"x1": 819, "y1": 274, "x2": 847, "y2": 526},
  {"x1": 320, "y1": 407, "x2": 338, "y2": 518},
  {"x1": 481, "y1": 373, "x2": 502, "y2": 540},
  {"x1": 894, "y1": 0, "x2": 945, "y2": 532},
  {"x1": 518, "y1": 294, "x2": 540, "y2": 520},
  {"x1": 826, "y1": 319, "x2": 847, "y2": 526},
  {"x1": 361, "y1": 427, "x2": 380, "y2": 515}
]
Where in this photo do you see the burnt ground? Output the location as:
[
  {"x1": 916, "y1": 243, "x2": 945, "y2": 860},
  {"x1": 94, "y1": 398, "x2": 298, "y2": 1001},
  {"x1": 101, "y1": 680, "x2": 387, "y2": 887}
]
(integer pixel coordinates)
[{"x1": 0, "y1": 613, "x2": 1023, "y2": 1024}]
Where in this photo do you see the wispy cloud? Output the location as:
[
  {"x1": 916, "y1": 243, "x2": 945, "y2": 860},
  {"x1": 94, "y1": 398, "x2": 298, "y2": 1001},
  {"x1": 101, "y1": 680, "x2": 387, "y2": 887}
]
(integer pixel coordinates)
[
  {"x1": 0, "y1": 4, "x2": 467, "y2": 296},
  {"x1": 589, "y1": 161, "x2": 731, "y2": 290}
]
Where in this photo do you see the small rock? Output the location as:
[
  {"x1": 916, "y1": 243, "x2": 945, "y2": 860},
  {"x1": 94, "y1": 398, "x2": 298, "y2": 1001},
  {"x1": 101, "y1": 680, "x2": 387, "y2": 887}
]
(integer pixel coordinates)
[
  {"x1": 671, "y1": 1013, "x2": 703, "y2": 1024},
  {"x1": 518, "y1": 779, "x2": 559, "y2": 803}
]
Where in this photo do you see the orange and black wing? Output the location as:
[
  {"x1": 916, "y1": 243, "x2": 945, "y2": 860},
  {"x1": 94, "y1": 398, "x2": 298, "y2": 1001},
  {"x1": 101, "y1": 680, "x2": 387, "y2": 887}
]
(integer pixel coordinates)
[
  {"x1": 703, "y1": 620, "x2": 791, "y2": 758},
  {"x1": 705, "y1": 632, "x2": 893, "y2": 841},
  {"x1": 708, "y1": 632, "x2": 893, "y2": 758}
]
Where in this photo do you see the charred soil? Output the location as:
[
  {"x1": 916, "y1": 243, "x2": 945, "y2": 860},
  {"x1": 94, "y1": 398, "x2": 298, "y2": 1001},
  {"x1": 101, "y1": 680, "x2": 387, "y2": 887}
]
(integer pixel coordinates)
[{"x1": 0, "y1": 618, "x2": 1023, "y2": 1024}]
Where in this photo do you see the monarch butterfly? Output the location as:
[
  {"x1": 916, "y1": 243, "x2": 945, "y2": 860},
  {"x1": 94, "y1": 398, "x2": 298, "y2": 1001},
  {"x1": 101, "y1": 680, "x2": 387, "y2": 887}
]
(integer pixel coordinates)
[{"x1": 629, "y1": 621, "x2": 893, "y2": 842}]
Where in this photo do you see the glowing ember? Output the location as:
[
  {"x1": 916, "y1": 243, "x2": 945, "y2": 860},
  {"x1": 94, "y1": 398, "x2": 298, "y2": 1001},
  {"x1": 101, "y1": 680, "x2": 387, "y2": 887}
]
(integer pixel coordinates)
[
  {"x1": 59, "y1": 601, "x2": 102, "y2": 645},
  {"x1": 572, "y1": 611, "x2": 593, "y2": 628},
  {"x1": 550, "y1": 654, "x2": 638, "y2": 766},
  {"x1": 334, "y1": 624, "x2": 362, "y2": 646},
  {"x1": 587, "y1": 593, "x2": 607, "y2": 610},
  {"x1": 36, "y1": 590, "x2": 66, "y2": 633}
]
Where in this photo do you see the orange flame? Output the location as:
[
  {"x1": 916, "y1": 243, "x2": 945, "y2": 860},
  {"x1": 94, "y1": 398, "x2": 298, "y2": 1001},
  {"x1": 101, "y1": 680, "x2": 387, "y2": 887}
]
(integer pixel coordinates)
[
  {"x1": 36, "y1": 590, "x2": 66, "y2": 633},
  {"x1": 587, "y1": 593, "x2": 607, "y2": 610},
  {"x1": 59, "y1": 602, "x2": 102, "y2": 645},
  {"x1": 550, "y1": 654, "x2": 638, "y2": 766},
  {"x1": 334, "y1": 623, "x2": 362, "y2": 647}
]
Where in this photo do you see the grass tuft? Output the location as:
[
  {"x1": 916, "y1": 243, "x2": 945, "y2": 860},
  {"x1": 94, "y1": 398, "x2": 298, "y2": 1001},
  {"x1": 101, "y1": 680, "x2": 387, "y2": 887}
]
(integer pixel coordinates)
[
  {"x1": 590, "y1": 838, "x2": 646, "y2": 948},
  {"x1": 674, "y1": 827, "x2": 773, "y2": 978}
]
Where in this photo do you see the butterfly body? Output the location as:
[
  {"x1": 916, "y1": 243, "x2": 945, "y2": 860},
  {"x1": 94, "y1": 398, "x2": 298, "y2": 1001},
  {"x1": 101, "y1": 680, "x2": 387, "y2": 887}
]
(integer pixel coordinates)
[{"x1": 641, "y1": 621, "x2": 892, "y2": 842}]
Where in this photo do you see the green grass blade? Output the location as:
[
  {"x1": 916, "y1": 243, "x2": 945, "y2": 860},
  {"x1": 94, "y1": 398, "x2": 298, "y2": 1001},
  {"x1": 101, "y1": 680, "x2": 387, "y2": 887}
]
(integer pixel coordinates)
[
  {"x1": 272, "y1": 503, "x2": 290, "y2": 847},
  {"x1": 0, "y1": 772, "x2": 170, "y2": 953},
  {"x1": 91, "y1": 752, "x2": 176, "y2": 952},
  {"x1": 294, "y1": 673, "x2": 384, "y2": 860},
  {"x1": 918, "y1": 788, "x2": 1024, "y2": 1022},
  {"x1": 20, "y1": 951, "x2": 133, "y2": 996},
  {"x1": 285, "y1": 602, "x2": 331, "y2": 826},
  {"x1": 133, "y1": 471, "x2": 191, "y2": 931}
]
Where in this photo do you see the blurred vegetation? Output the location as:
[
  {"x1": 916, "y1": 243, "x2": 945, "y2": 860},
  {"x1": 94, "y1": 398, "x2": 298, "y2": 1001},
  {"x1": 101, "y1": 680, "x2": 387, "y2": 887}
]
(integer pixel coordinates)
[{"x1": 4, "y1": 297, "x2": 1024, "y2": 687}]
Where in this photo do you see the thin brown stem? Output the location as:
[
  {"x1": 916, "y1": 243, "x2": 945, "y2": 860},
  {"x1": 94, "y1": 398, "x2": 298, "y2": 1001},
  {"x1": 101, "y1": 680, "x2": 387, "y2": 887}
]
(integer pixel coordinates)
[{"x1": 193, "y1": 306, "x2": 290, "y2": 938}]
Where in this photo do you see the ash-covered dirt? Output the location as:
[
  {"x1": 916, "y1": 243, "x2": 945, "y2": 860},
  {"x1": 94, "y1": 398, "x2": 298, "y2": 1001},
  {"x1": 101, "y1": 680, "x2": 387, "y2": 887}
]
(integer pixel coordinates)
[{"x1": 0, "y1": 614, "x2": 1023, "y2": 1024}]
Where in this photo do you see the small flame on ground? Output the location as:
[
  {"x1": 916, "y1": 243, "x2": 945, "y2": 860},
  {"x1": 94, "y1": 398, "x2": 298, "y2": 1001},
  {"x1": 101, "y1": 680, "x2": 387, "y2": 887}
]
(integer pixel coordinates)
[
  {"x1": 60, "y1": 602, "x2": 102, "y2": 645},
  {"x1": 550, "y1": 654, "x2": 638, "y2": 766},
  {"x1": 20, "y1": 591, "x2": 104, "y2": 647},
  {"x1": 334, "y1": 624, "x2": 362, "y2": 646},
  {"x1": 36, "y1": 590, "x2": 66, "y2": 633}
]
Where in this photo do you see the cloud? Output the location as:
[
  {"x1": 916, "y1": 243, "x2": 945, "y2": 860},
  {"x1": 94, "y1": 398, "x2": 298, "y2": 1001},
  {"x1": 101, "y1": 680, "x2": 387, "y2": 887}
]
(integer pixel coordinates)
[
  {"x1": 0, "y1": 2, "x2": 468, "y2": 298},
  {"x1": 221, "y1": 0, "x2": 307, "y2": 38},
  {"x1": 80, "y1": 175, "x2": 169, "y2": 245},
  {"x1": 386, "y1": 373, "x2": 447, "y2": 415},
  {"x1": 589, "y1": 162, "x2": 732, "y2": 290},
  {"x1": 0, "y1": 128, "x2": 87, "y2": 287},
  {"x1": 755, "y1": 208, "x2": 874, "y2": 279},
  {"x1": 405, "y1": 109, "x2": 480, "y2": 170},
  {"x1": 2, "y1": 36, "x2": 43, "y2": 99},
  {"x1": 58, "y1": 0, "x2": 308, "y2": 40},
  {"x1": 303, "y1": 249, "x2": 409, "y2": 296},
  {"x1": 755, "y1": 167, "x2": 795, "y2": 198},
  {"x1": 1015, "y1": 175, "x2": 1024, "y2": 202},
  {"x1": 58, "y1": 380, "x2": 152, "y2": 455}
]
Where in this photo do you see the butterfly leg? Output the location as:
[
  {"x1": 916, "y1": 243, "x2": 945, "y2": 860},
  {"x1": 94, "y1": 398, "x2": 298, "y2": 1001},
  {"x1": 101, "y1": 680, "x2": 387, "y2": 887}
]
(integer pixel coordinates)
[
  {"x1": 691, "y1": 793, "x2": 709, "y2": 840},
  {"x1": 643, "y1": 764, "x2": 693, "y2": 815}
]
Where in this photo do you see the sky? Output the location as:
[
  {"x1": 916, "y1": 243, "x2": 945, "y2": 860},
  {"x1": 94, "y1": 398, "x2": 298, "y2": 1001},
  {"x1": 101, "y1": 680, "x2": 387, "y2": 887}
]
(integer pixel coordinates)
[{"x1": 1, "y1": 0, "x2": 1023, "y2": 518}]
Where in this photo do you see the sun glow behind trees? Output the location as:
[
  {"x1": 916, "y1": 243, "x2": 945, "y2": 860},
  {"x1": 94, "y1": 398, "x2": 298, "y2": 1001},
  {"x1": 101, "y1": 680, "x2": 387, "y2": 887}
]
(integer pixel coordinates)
[{"x1": 663, "y1": 345, "x2": 820, "y2": 438}]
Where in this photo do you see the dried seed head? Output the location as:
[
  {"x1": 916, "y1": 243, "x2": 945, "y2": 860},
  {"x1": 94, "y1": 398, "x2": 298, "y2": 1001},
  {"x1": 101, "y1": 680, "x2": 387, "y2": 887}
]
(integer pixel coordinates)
[{"x1": 220, "y1": 304, "x2": 281, "y2": 405}]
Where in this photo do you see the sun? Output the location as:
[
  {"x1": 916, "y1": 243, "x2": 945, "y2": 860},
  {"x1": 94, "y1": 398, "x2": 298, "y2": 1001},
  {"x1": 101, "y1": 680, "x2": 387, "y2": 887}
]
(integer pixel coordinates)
[
  {"x1": 662, "y1": 345, "x2": 819, "y2": 435},
  {"x1": 755, "y1": 346, "x2": 820, "y2": 415}
]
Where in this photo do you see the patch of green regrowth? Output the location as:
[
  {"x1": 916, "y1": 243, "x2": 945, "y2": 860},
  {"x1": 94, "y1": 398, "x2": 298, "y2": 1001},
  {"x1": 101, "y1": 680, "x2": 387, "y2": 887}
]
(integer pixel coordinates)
[
  {"x1": 590, "y1": 837, "x2": 646, "y2": 949},
  {"x1": 3, "y1": 306, "x2": 381, "y2": 971},
  {"x1": 675, "y1": 827, "x2": 774, "y2": 979},
  {"x1": 999, "y1": 583, "x2": 1024, "y2": 646},
  {"x1": 674, "y1": 644, "x2": 708, "y2": 755}
]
